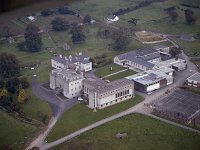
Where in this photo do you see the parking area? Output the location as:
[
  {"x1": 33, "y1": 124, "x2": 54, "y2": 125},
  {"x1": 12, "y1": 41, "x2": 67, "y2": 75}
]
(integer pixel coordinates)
[{"x1": 153, "y1": 88, "x2": 200, "y2": 123}]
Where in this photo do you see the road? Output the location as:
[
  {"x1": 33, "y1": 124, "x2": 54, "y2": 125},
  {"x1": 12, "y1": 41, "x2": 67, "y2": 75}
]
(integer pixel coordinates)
[
  {"x1": 26, "y1": 77, "x2": 79, "y2": 150},
  {"x1": 39, "y1": 51, "x2": 199, "y2": 150}
]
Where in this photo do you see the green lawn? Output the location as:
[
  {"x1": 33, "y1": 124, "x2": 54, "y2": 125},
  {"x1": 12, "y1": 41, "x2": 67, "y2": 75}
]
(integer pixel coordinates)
[
  {"x1": 51, "y1": 113, "x2": 200, "y2": 150},
  {"x1": 47, "y1": 95, "x2": 143, "y2": 142},
  {"x1": 106, "y1": 70, "x2": 136, "y2": 81},
  {"x1": 94, "y1": 63, "x2": 125, "y2": 77},
  {"x1": 0, "y1": 111, "x2": 39, "y2": 149}
]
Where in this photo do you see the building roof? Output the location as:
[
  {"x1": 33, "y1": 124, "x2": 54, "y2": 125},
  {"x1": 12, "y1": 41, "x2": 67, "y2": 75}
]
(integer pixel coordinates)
[
  {"x1": 126, "y1": 70, "x2": 171, "y2": 85},
  {"x1": 107, "y1": 15, "x2": 117, "y2": 20},
  {"x1": 93, "y1": 78, "x2": 132, "y2": 94},
  {"x1": 85, "y1": 78, "x2": 132, "y2": 94},
  {"x1": 153, "y1": 45, "x2": 168, "y2": 50},
  {"x1": 116, "y1": 48, "x2": 160, "y2": 69},
  {"x1": 51, "y1": 68, "x2": 83, "y2": 81},
  {"x1": 187, "y1": 72, "x2": 200, "y2": 82},
  {"x1": 52, "y1": 53, "x2": 90, "y2": 65}
]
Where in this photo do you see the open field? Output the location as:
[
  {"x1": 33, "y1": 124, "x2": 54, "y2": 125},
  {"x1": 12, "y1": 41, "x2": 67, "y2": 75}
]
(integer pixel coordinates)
[
  {"x1": 94, "y1": 63, "x2": 125, "y2": 77},
  {"x1": 51, "y1": 113, "x2": 200, "y2": 150},
  {"x1": 106, "y1": 70, "x2": 136, "y2": 81},
  {"x1": 0, "y1": 111, "x2": 39, "y2": 149},
  {"x1": 135, "y1": 31, "x2": 164, "y2": 43},
  {"x1": 115, "y1": 0, "x2": 200, "y2": 34},
  {"x1": 47, "y1": 95, "x2": 143, "y2": 142}
]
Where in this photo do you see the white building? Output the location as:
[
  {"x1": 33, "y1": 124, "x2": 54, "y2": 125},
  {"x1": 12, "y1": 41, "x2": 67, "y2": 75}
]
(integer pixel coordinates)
[
  {"x1": 27, "y1": 16, "x2": 36, "y2": 22},
  {"x1": 186, "y1": 72, "x2": 200, "y2": 88},
  {"x1": 50, "y1": 68, "x2": 84, "y2": 99},
  {"x1": 126, "y1": 70, "x2": 173, "y2": 93},
  {"x1": 153, "y1": 45, "x2": 170, "y2": 53},
  {"x1": 84, "y1": 78, "x2": 134, "y2": 109},
  {"x1": 153, "y1": 58, "x2": 187, "y2": 72},
  {"x1": 51, "y1": 53, "x2": 92, "y2": 72},
  {"x1": 107, "y1": 15, "x2": 119, "y2": 22}
]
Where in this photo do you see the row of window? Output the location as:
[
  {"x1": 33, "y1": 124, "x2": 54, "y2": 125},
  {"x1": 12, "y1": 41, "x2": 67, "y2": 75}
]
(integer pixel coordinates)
[
  {"x1": 115, "y1": 90, "x2": 129, "y2": 98},
  {"x1": 100, "y1": 95, "x2": 131, "y2": 107},
  {"x1": 146, "y1": 81, "x2": 159, "y2": 87}
]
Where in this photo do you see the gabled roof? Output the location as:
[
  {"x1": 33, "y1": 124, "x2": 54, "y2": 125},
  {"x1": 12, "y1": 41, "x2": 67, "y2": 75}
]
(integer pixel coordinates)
[
  {"x1": 116, "y1": 48, "x2": 160, "y2": 69},
  {"x1": 52, "y1": 53, "x2": 90, "y2": 65},
  {"x1": 107, "y1": 15, "x2": 117, "y2": 20}
]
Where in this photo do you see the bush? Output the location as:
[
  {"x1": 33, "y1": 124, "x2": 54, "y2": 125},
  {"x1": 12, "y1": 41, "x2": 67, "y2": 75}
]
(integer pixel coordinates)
[
  {"x1": 58, "y1": 6, "x2": 76, "y2": 15},
  {"x1": 20, "y1": 77, "x2": 30, "y2": 89},
  {"x1": 41, "y1": 9, "x2": 53, "y2": 16},
  {"x1": 51, "y1": 17, "x2": 69, "y2": 31}
]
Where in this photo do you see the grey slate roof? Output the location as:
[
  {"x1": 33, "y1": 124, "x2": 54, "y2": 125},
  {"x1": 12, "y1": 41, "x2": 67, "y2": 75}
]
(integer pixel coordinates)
[
  {"x1": 52, "y1": 54, "x2": 90, "y2": 65},
  {"x1": 93, "y1": 78, "x2": 132, "y2": 94},
  {"x1": 187, "y1": 72, "x2": 200, "y2": 82},
  {"x1": 116, "y1": 48, "x2": 160, "y2": 69}
]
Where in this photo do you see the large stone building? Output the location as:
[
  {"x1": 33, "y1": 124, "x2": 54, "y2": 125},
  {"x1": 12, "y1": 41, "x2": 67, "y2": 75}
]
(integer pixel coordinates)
[
  {"x1": 51, "y1": 53, "x2": 92, "y2": 72},
  {"x1": 84, "y1": 78, "x2": 134, "y2": 109},
  {"x1": 186, "y1": 72, "x2": 200, "y2": 88},
  {"x1": 114, "y1": 48, "x2": 161, "y2": 71},
  {"x1": 126, "y1": 70, "x2": 173, "y2": 93},
  {"x1": 50, "y1": 68, "x2": 84, "y2": 99}
]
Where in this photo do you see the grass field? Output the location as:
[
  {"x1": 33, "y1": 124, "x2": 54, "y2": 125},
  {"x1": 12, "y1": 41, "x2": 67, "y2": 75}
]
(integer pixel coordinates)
[
  {"x1": 51, "y1": 113, "x2": 200, "y2": 150},
  {"x1": 47, "y1": 95, "x2": 143, "y2": 142},
  {"x1": 0, "y1": 111, "x2": 39, "y2": 149},
  {"x1": 94, "y1": 63, "x2": 125, "y2": 77},
  {"x1": 105, "y1": 70, "x2": 136, "y2": 81}
]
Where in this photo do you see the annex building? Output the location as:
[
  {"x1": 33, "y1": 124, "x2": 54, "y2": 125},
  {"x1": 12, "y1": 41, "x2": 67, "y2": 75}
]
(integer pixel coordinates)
[
  {"x1": 114, "y1": 48, "x2": 161, "y2": 71},
  {"x1": 84, "y1": 78, "x2": 134, "y2": 109},
  {"x1": 51, "y1": 53, "x2": 92, "y2": 72},
  {"x1": 50, "y1": 68, "x2": 84, "y2": 99},
  {"x1": 126, "y1": 70, "x2": 173, "y2": 93},
  {"x1": 186, "y1": 72, "x2": 200, "y2": 88}
]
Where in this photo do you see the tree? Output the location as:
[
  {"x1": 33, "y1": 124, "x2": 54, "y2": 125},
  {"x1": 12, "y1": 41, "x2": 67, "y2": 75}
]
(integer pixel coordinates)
[
  {"x1": 185, "y1": 9, "x2": 196, "y2": 25},
  {"x1": 41, "y1": 9, "x2": 53, "y2": 16},
  {"x1": 51, "y1": 17, "x2": 69, "y2": 31},
  {"x1": 58, "y1": 6, "x2": 75, "y2": 15},
  {"x1": 70, "y1": 23, "x2": 86, "y2": 43},
  {"x1": 0, "y1": 53, "x2": 20, "y2": 79},
  {"x1": 169, "y1": 47, "x2": 182, "y2": 58},
  {"x1": 111, "y1": 30, "x2": 130, "y2": 50},
  {"x1": 17, "y1": 85, "x2": 27, "y2": 104},
  {"x1": 24, "y1": 24, "x2": 42, "y2": 52},
  {"x1": 0, "y1": 89, "x2": 8, "y2": 97},
  {"x1": 169, "y1": 11, "x2": 178, "y2": 22},
  {"x1": 20, "y1": 77, "x2": 30, "y2": 89},
  {"x1": 83, "y1": 15, "x2": 91, "y2": 24}
]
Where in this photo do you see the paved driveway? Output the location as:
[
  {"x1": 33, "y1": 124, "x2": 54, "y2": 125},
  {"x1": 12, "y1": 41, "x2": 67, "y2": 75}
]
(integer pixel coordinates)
[{"x1": 32, "y1": 76, "x2": 79, "y2": 117}]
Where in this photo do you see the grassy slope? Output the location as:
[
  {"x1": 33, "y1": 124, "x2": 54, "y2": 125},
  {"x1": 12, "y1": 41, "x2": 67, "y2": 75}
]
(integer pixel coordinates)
[
  {"x1": 52, "y1": 113, "x2": 200, "y2": 150},
  {"x1": 0, "y1": 34, "x2": 52, "y2": 121},
  {"x1": 47, "y1": 95, "x2": 143, "y2": 142},
  {"x1": 0, "y1": 111, "x2": 38, "y2": 149}
]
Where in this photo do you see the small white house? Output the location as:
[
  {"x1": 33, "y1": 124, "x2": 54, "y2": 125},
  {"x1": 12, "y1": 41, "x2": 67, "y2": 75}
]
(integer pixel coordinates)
[
  {"x1": 27, "y1": 16, "x2": 36, "y2": 22},
  {"x1": 107, "y1": 15, "x2": 119, "y2": 22}
]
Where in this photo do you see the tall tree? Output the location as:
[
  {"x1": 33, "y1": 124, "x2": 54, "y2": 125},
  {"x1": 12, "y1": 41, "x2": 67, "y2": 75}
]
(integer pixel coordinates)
[
  {"x1": 17, "y1": 85, "x2": 26, "y2": 104},
  {"x1": 83, "y1": 15, "x2": 92, "y2": 24},
  {"x1": 169, "y1": 47, "x2": 182, "y2": 58},
  {"x1": 169, "y1": 11, "x2": 178, "y2": 22},
  {"x1": 70, "y1": 23, "x2": 86, "y2": 43},
  {"x1": 185, "y1": 9, "x2": 196, "y2": 25},
  {"x1": 111, "y1": 30, "x2": 130, "y2": 50},
  {"x1": 0, "y1": 53, "x2": 20, "y2": 79},
  {"x1": 51, "y1": 17, "x2": 69, "y2": 31},
  {"x1": 24, "y1": 24, "x2": 42, "y2": 52}
]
